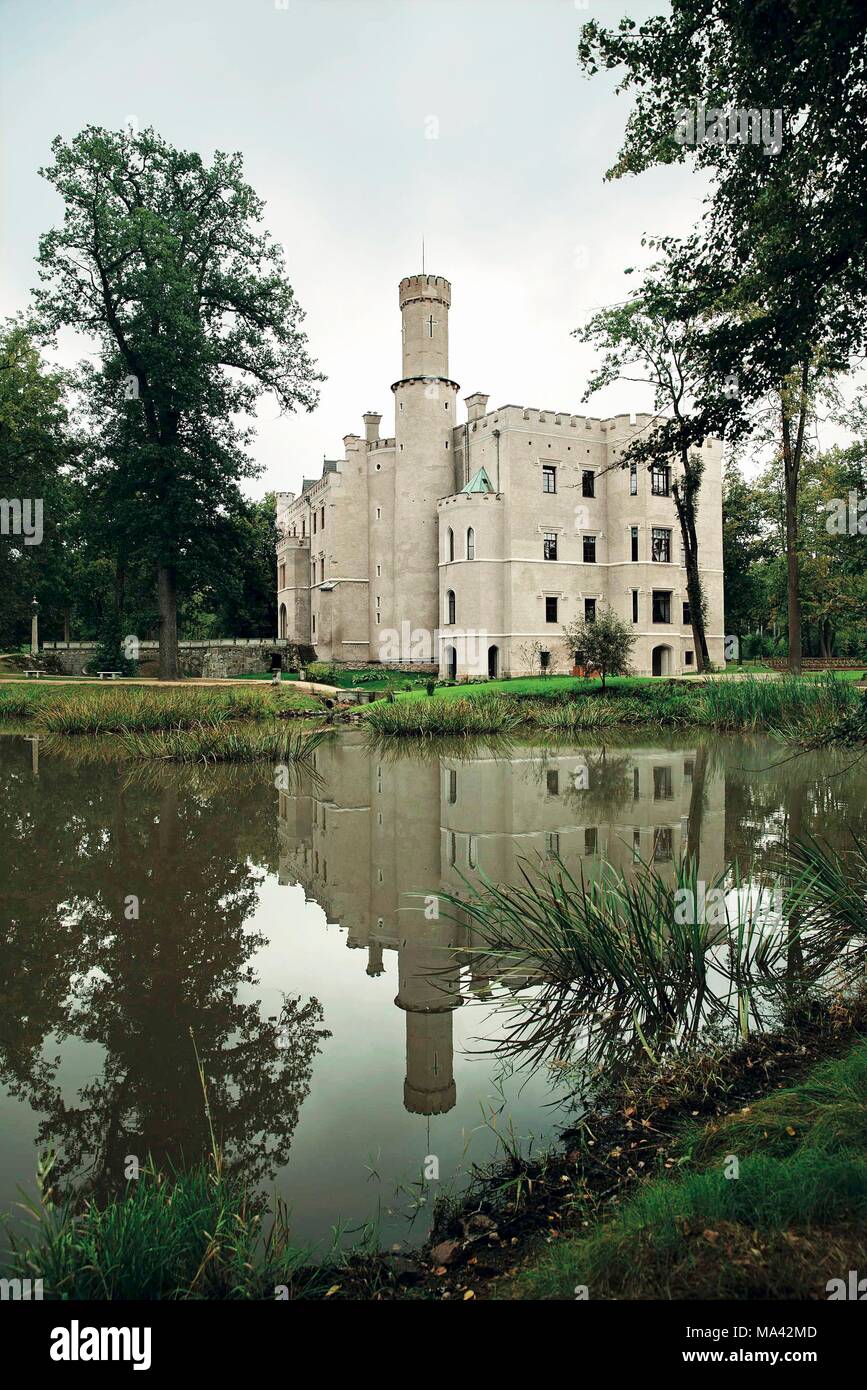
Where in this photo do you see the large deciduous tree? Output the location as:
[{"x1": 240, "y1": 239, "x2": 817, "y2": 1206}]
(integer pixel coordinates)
[
  {"x1": 576, "y1": 242, "x2": 740, "y2": 672},
  {"x1": 577, "y1": 2, "x2": 867, "y2": 672},
  {"x1": 34, "y1": 126, "x2": 322, "y2": 678}
]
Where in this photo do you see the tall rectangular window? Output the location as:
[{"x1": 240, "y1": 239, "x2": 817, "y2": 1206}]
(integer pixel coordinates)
[
  {"x1": 630, "y1": 526, "x2": 639, "y2": 562},
  {"x1": 545, "y1": 596, "x2": 558, "y2": 623},
  {"x1": 582, "y1": 470, "x2": 595, "y2": 498},
  {"x1": 543, "y1": 531, "x2": 558, "y2": 560},
  {"x1": 583, "y1": 535, "x2": 596, "y2": 564},
  {"x1": 630, "y1": 462, "x2": 637, "y2": 495},
  {"x1": 651, "y1": 527, "x2": 671, "y2": 563},
  {"x1": 682, "y1": 601, "x2": 691, "y2": 625},
  {"x1": 546, "y1": 770, "x2": 559, "y2": 797},
  {"x1": 652, "y1": 590, "x2": 672, "y2": 623},
  {"x1": 632, "y1": 589, "x2": 639, "y2": 623},
  {"x1": 542, "y1": 464, "x2": 556, "y2": 493},
  {"x1": 653, "y1": 765, "x2": 673, "y2": 800},
  {"x1": 584, "y1": 597, "x2": 596, "y2": 622},
  {"x1": 651, "y1": 464, "x2": 671, "y2": 496},
  {"x1": 312, "y1": 512, "x2": 317, "y2": 534}
]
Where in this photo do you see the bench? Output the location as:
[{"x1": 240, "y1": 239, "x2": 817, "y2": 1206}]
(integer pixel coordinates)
[
  {"x1": 23, "y1": 669, "x2": 44, "y2": 679},
  {"x1": 96, "y1": 670, "x2": 122, "y2": 680}
]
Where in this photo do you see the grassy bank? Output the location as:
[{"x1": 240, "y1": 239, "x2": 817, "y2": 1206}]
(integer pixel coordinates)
[
  {"x1": 364, "y1": 674, "x2": 865, "y2": 740},
  {"x1": 512, "y1": 1039, "x2": 867, "y2": 1300}
]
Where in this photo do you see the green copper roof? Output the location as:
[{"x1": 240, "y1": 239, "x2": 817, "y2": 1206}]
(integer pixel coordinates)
[{"x1": 461, "y1": 466, "x2": 495, "y2": 495}]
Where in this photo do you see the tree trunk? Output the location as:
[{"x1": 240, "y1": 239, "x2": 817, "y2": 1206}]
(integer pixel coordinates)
[
  {"x1": 781, "y1": 364, "x2": 809, "y2": 676},
  {"x1": 672, "y1": 455, "x2": 710, "y2": 672},
  {"x1": 820, "y1": 620, "x2": 833, "y2": 659},
  {"x1": 783, "y1": 464, "x2": 801, "y2": 673},
  {"x1": 157, "y1": 563, "x2": 179, "y2": 680}
]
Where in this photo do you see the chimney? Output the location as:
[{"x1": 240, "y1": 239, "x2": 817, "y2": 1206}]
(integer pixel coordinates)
[
  {"x1": 464, "y1": 392, "x2": 489, "y2": 423},
  {"x1": 362, "y1": 412, "x2": 382, "y2": 444}
]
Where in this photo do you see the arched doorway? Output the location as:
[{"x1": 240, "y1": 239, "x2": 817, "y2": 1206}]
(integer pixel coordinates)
[
  {"x1": 651, "y1": 644, "x2": 672, "y2": 676},
  {"x1": 279, "y1": 603, "x2": 288, "y2": 639},
  {"x1": 487, "y1": 645, "x2": 499, "y2": 679},
  {"x1": 445, "y1": 644, "x2": 457, "y2": 680}
]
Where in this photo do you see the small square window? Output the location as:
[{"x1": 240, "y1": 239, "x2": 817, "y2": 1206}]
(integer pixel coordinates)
[{"x1": 685, "y1": 649, "x2": 694, "y2": 666}]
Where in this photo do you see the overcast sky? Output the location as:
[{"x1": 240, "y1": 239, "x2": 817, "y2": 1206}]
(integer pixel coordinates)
[{"x1": 1, "y1": 0, "x2": 720, "y2": 498}]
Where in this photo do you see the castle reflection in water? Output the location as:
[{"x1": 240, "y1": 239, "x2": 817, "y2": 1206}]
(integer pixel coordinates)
[{"x1": 277, "y1": 732, "x2": 724, "y2": 1117}]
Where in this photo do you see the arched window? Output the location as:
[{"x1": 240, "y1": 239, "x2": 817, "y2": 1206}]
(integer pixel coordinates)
[
  {"x1": 466, "y1": 526, "x2": 475, "y2": 559},
  {"x1": 446, "y1": 527, "x2": 454, "y2": 562},
  {"x1": 446, "y1": 589, "x2": 456, "y2": 625},
  {"x1": 279, "y1": 603, "x2": 288, "y2": 639}
]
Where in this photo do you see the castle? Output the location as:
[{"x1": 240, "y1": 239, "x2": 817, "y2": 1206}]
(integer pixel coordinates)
[{"x1": 275, "y1": 272, "x2": 724, "y2": 677}]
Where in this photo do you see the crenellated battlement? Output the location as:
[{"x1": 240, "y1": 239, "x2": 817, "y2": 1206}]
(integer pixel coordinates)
[{"x1": 398, "y1": 273, "x2": 451, "y2": 309}]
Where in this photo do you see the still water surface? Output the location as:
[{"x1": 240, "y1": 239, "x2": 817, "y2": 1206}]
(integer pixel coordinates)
[{"x1": 1, "y1": 729, "x2": 865, "y2": 1251}]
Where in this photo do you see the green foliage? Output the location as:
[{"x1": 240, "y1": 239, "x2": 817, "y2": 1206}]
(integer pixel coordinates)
[{"x1": 561, "y1": 603, "x2": 636, "y2": 688}]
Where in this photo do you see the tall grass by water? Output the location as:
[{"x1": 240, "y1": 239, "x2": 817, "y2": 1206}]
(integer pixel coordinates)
[
  {"x1": 115, "y1": 723, "x2": 329, "y2": 764},
  {"x1": 366, "y1": 693, "x2": 523, "y2": 737},
  {"x1": 443, "y1": 832, "x2": 867, "y2": 1075},
  {"x1": 364, "y1": 674, "x2": 862, "y2": 739},
  {"x1": 3, "y1": 1153, "x2": 332, "y2": 1300},
  {"x1": 31, "y1": 685, "x2": 299, "y2": 735},
  {"x1": 697, "y1": 672, "x2": 858, "y2": 731},
  {"x1": 441, "y1": 855, "x2": 801, "y2": 1071}
]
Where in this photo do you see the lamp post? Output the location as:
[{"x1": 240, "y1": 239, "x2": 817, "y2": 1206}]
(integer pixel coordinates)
[{"x1": 30, "y1": 595, "x2": 39, "y2": 657}]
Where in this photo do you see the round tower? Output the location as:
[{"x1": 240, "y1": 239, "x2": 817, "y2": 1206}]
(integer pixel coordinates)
[{"x1": 391, "y1": 274, "x2": 459, "y2": 658}]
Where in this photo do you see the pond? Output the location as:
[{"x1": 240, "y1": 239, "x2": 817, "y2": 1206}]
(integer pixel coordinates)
[{"x1": 1, "y1": 729, "x2": 865, "y2": 1255}]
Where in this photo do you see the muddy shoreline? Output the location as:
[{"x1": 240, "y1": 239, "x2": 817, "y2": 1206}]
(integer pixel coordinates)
[{"x1": 326, "y1": 995, "x2": 866, "y2": 1300}]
